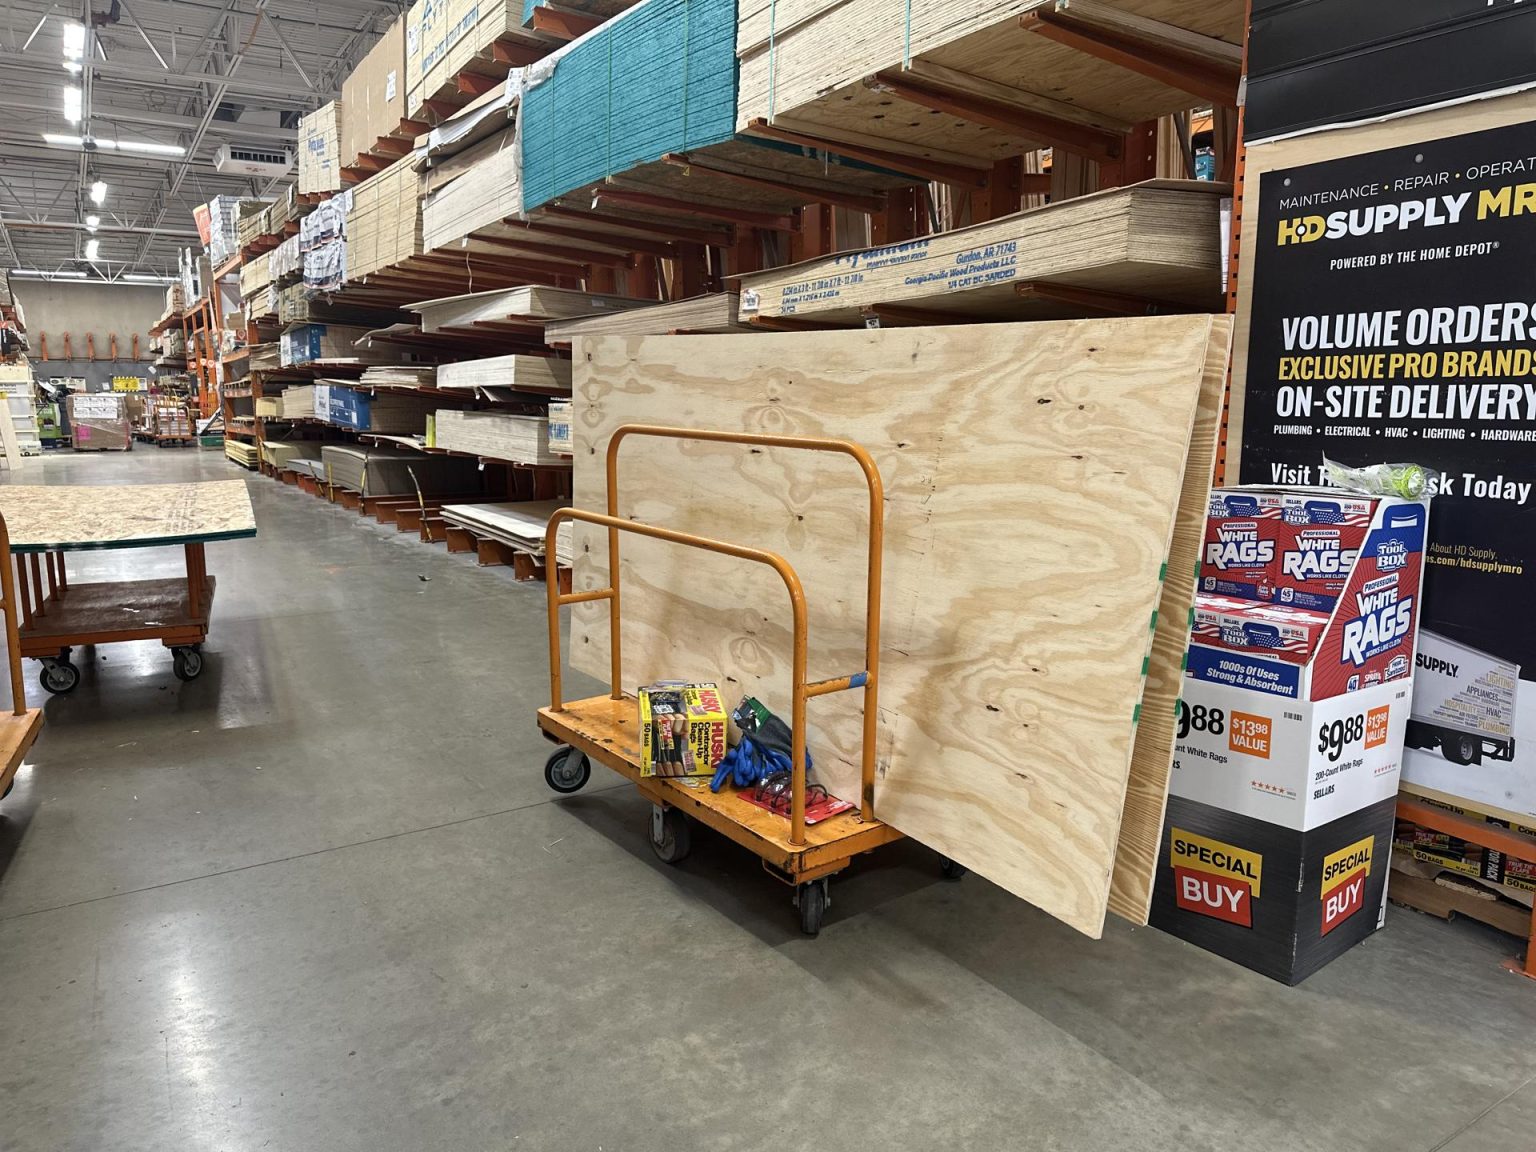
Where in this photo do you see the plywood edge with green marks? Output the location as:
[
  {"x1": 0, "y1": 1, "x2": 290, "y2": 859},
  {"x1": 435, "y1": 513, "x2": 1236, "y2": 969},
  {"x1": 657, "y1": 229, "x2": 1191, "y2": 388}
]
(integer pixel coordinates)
[
  {"x1": 1108, "y1": 315, "x2": 1233, "y2": 925},
  {"x1": 570, "y1": 316, "x2": 1220, "y2": 938}
]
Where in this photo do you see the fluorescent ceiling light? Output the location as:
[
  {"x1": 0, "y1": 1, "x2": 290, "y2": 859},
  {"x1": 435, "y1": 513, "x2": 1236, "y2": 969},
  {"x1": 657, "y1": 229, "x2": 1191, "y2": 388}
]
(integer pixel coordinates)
[
  {"x1": 62, "y1": 21, "x2": 86, "y2": 61},
  {"x1": 41, "y1": 133, "x2": 186, "y2": 157},
  {"x1": 85, "y1": 214, "x2": 100, "y2": 230},
  {"x1": 90, "y1": 181, "x2": 107, "y2": 205},
  {"x1": 63, "y1": 61, "x2": 82, "y2": 75},
  {"x1": 84, "y1": 238, "x2": 100, "y2": 261},
  {"x1": 124, "y1": 274, "x2": 177, "y2": 284},
  {"x1": 9, "y1": 269, "x2": 89, "y2": 280},
  {"x1": 63, "y1": 86, "x2": 82, "y2": 123}
]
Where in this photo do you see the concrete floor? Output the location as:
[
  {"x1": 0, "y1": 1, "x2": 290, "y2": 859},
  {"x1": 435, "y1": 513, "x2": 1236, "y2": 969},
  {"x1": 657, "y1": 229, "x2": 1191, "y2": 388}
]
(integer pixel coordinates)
[{"x1": 0, "y1": 448, "x2": 1532, "y2": 1152}]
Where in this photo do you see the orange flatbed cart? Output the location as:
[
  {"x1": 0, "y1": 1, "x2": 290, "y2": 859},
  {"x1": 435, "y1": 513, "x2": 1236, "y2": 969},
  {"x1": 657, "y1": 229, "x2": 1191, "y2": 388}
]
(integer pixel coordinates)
[
  {"x1": 0, "y1": 481, "x2": 256, "y2": 693},
  {"x1": 0, "y1": 510, "x2": 43, "y2": 804},
  {"x1": 537, "y1": 426, "x2": 946, "y2": 937}
]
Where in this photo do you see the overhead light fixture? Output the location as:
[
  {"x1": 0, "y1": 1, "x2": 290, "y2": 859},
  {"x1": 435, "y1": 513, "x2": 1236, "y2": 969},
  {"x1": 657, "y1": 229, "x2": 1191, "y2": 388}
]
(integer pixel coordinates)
[
  {"x1": 41, "y1": 133, "x2": 186, "y2": 157},
  {"x1": 63, "y1": 86, "x2": 82, "y2": 123},
  {"x1": 61, "y1": 21, "x2": 86, "y2": 62},
  {"x1": 124, "y1": 274, "x2": 178, "y2": 284},
  {"x1": 64, "y1": 61, "x2": 83, "y2": 75},
  {"x1": 85, "y1": 214, "x2": 100, "y2": 231},
  {"x1": 9, "y1": 269, "x2": 89, "y2": 280},
  {"x1": 85, "y1": 238, "x2": 100, "y2": 262},
  {"x1": 90, "y1": 181, "x2": 107, "y2": 205}
]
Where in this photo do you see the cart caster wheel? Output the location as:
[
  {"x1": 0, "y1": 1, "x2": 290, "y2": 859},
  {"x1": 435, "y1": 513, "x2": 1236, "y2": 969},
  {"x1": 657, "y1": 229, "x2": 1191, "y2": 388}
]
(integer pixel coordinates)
[
  {"x1": 39, "y1": 659, "x2": 80, "y2": 695},
  {"x1": 648, "y1": 805, "x2": 691, "y2": 865},
  {"x1": 939, "y1": 857, "x2": 968, "y2": 881},
  {"x1": 797, "y1": 880, "x2": 828, "y2": 937},
  {"x1": 172, "y1": 647, "x2": 204, "y2": 682},
  {"x1": 544, "y1": 747, "x2": 590, "y2": 794}
]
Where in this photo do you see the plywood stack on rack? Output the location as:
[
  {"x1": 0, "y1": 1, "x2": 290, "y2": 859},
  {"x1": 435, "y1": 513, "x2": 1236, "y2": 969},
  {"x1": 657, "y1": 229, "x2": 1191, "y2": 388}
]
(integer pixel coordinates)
[
  {"x1": 435, "y1": 410, "x2": 561, "y2": 464},
  {"x1": 734, "y1": 0, "x2": 1244, "y2": 172},
  {"x1": 544, "y1": 294, "x2": 750, "y2": 343},
  {"x1": 441, "y1": 500, "x2": 574, "y2": 563},
  {"x1": 568, "y1": 314, "x2": 1231, "y2": 937},
  {"x1": 412, "y1": 285, "x2": 652, "y2": 334},
  {"x1": 346, "y1": 155, "x2": 424, "y2": 279},
  {"x1": 734, "y1": 180, "x2": 1227, "y2": 325},
  {"x1": 437, "y1": 354, "x2": 571, "y2": 394},
  {"x1": 298, "y1": 102, "x2": 345, "y2": 194}
]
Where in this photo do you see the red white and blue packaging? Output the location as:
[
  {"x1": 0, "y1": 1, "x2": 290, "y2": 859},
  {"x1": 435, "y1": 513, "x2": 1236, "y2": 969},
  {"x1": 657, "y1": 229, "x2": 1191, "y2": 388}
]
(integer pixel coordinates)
[
  {"x1": 1201, "y1": 491, "x2": 1284, "y2": 602},
  {"x1": 1274, "y1": 494, "x2": 1375, "y2": 613},
  {"x1": 1192, "y1": 599, "x2": 1328, "y2": 667}
]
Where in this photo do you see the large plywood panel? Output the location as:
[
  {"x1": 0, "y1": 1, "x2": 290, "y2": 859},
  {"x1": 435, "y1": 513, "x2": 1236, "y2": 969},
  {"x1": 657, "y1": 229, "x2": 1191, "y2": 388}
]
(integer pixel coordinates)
[
  {"x1": 1106, "y1": 318, "x2": 1229, "y2": 924},
  {"x1": 570, "y1": 316, "x2": 1226, "y2": 936}
]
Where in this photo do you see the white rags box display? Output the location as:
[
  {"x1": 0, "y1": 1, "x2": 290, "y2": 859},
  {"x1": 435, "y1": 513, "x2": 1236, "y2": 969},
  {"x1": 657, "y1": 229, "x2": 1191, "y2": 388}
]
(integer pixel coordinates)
[{"x1": 1152, "y1": 489, "x2": 1430, "y2": 985}]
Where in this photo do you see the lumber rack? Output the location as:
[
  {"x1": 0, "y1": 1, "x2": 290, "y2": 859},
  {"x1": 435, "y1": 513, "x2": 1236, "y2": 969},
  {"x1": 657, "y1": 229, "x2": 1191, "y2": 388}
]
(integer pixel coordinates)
[{"x1": 537, "y1": 425, "x2": 932, "y2": 936}]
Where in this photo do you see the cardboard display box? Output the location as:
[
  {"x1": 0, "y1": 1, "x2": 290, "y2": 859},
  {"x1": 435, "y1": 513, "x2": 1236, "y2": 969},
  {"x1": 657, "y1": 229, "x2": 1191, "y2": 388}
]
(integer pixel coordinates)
[
  {"x1": 68, "y1": 393, "x2": 132, "y2": 452},
  {"x1": 1153, "y1": 491, "x2": 1429, "y2": 983}
]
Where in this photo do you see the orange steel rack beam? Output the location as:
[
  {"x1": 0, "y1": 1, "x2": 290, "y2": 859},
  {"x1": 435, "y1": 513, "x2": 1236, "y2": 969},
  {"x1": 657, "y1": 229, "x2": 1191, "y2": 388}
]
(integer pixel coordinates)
[{"x1": 536, "y1": 426, "x2": 922, "y2": 935}]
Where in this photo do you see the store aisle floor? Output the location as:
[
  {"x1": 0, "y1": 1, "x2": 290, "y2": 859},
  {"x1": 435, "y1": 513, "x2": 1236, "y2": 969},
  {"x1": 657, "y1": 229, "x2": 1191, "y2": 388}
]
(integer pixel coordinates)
[{"x1": 0, "y1": 450, "x2": 1531, "y2": 1152}]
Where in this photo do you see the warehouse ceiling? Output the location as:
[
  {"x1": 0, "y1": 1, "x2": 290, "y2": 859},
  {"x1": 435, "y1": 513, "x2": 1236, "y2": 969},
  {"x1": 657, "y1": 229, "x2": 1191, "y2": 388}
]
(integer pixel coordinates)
[{"x1": 0, "y1": 0, "x2": 406, "y2": 280}]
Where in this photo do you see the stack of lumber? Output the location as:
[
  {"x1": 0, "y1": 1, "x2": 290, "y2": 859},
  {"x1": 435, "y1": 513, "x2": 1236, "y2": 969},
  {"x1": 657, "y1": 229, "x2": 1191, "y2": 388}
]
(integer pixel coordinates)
[
  {"x1": 411, "y1": 286, "x2": 651, "y2": 333},
  {"x1": 224, "y1": 438, "x2": 260, "y2": 468},
  {"x1": 436, "y1": 354, "x2": 571, "y2": 394},
  {"x1": 250, "y1": 344, "x2": 281, "y2": 371},
  {"x1": 734, "y1": 181, "x2": 1226, "y2": 324},
  {"x1": 516, "y1": 0, "x2": 737, "y2": 212},
  {"x1": 281, "y1": 384, "x2": 317, "y2": 418},
  {"x1": 440, "y1": 500, "x2": 572, "y2": 562},
  {"x1": 567, "y1": 314, "x2": 1230, "y2": 938},
  {"x1": 255, "y1": 396, "x2": 284, "y2": 419},
  {"x1": 435, "y1": 409, "x2": 560, "y2": 464},
  {"x1": 262, "y1": 441, "x2": 327, "y2": 471},
  {"x1": 287, "y1": 458, "x2": 327, "y2": 481},
  {"x1": 421, "y1": 122, "x2": 521, "y2": 253},
  {"x1": 325, "y1": 388, "x2": 436, "y2": 434},
  {"x1": 240, "y1": 254, "x2": 273, "y2": 299},
  {"x1": 341, "y1": 19, "x2": 406, "y2": 167},
  {"x1": 545, "y1": 293, "x2": 750, "y2": 343},
  {"x1": 734, "y1": 0, "x2": 1244, "y2": 168},
  {"x1": 320, "y1": 444, "x2": 482, "y2": 495},
  {"x1": 347, "y1": 155, "x2": 424, "y2": 279},
  {"x1": 298, "y1": 102, "x2": 344, "y2": 194},
  {"x1": 404, "y1": 0, "x2": 543, "y2": 119},
  {"x1": 359, "y1": 365, "x2": 438, "y2": 389}
]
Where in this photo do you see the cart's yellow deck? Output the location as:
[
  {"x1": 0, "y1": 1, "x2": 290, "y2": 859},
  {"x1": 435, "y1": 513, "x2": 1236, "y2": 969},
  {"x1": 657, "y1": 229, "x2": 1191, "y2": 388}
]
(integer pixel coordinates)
[{"x1": 539, "y1": 695, "x2": 902, "y2": 880}]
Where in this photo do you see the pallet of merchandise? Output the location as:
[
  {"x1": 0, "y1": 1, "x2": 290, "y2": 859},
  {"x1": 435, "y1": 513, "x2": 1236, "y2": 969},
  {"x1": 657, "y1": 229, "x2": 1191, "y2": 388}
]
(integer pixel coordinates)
[
  {"x1": 346, "y1": 154, "x2": 425, "y2": 280},
  {"x1": 299, "y1": 102, "x2": 345, "y2": 194},
  {"x1": 435, "y1": 409, "x2": 561, "y2": 464},
  {"x1": 735, "y1": 0, "x2": 1244, "y2": 167},
  {"x1": 436, "y1": 354, "x2": 571, "y2": 394},
  {"x1": 544, "y1": 293, "x2": 749, "y2": 343},
  {"x1": 224, "y1": 439, "x2": 260, "y2": 468},
  {"x1": 567, "y1": 313, "x2": 1230, "y2": 938},
  {"x1": 735, "y1": 180, "x2": 1226, "y2": 325},
  {"x1": 411, "y1": 285, "x2": 651, "y2": 333}
]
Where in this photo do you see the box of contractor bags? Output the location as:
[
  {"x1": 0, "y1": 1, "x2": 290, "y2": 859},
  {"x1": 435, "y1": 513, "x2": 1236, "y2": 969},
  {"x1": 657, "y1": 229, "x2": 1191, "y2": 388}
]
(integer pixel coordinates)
[{"x1": 1152, "y1": 488, "x2": 1429, "y2": 983}]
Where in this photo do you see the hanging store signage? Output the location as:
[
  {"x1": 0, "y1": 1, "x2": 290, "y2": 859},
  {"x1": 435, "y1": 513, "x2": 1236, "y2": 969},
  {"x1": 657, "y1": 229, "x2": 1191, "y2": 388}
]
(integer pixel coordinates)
[{"x1": 1238, "y1": 118, "x2": 1536, "y2": 821}]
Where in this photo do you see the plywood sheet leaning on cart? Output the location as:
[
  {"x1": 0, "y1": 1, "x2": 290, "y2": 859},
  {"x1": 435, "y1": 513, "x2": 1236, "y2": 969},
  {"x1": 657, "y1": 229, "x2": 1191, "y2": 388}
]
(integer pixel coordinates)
[
  {"x1": 569, "y1": 317, "x2": 1220, "y2": 937},
  {"x1": 1107, "y1": 317, "x2": 1232, "y2": 925}
]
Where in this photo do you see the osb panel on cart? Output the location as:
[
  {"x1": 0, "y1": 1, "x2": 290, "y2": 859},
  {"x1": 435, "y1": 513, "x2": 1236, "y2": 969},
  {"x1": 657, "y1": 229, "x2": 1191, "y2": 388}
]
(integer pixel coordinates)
[
  {"x1": 1107, "y1": 317, "x2": 1229, "y2": 924},
  {"x1": 736, "y1": 0, "x2": 1244, "y2": 164},
  {"x1": 1226, "y1": 89, "x2": 1536, "y2": 481},
  {"x1": 570, "y1": 316, "x2": 1225, "y2": 937},
  {"x1": 0, "y1": 481, "x2": 255, "y2": 552},
  {"x1": 734, "y1": 180, "x2": 1226, "y2": 323}
]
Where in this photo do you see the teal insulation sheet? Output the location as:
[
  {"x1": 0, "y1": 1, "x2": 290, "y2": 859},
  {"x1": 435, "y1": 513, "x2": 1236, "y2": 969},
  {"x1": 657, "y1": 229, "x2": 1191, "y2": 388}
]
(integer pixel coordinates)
[{"x1": 518, "y1": 0, "x2": 738, "y2": 211}]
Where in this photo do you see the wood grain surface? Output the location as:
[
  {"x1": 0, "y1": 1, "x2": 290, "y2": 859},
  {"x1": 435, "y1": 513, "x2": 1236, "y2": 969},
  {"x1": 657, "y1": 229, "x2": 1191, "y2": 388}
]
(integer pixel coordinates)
[
  {"x1": 569, "y1": 316, "x2": 1221, "y2": 936},
  {"x1": 1107, "y1": 316, "x2": 1232, "y2": 925}
]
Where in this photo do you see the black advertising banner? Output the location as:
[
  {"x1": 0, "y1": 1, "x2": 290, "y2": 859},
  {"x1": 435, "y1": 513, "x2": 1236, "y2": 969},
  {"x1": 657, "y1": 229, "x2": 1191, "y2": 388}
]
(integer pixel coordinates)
[{"x1": 1240, "y1": 119, "x2": 1536, "y2": 819}]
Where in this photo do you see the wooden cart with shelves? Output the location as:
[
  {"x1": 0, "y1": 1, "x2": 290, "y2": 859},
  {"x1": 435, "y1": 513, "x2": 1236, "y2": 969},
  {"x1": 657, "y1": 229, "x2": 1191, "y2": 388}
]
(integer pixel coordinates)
[
  {"x1": 0, "y1": 482, "x2": 257, "y2": 693},
  {"x1": 537, "y1": 426, "x2": 946, "y2": 936}
]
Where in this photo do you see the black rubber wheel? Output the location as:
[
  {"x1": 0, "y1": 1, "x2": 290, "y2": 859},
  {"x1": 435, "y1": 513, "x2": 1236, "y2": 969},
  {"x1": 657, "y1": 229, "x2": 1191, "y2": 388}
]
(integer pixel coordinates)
[
  {"x1": 172, "y1": 647, "x2": 204, "y2": 682},
  {"x1": 648, "y1": 806, "x2": 691, "y2": 864},
  {"x1": 544, "y1": 747, "x2": 591, "y2": 794},
  {"x1": 798, "y1": 881, "x2": 826, "y2": 937},
  {"x1": 1443, "y1": 733, "x2": 1481, "y2": 766},
  {"x1": 39, "y1": 660, "x2": 79, "y2": 695},
  {"x1": 940, "y1": 857, "x2": 968, "y2": 881}
]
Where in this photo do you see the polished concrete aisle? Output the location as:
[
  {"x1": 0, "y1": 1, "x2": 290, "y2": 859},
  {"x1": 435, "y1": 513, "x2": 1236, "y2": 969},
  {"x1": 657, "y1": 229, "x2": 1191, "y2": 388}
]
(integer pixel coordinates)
[{"x1": 0, "y1": 450, "x2": 1532, "y2": 1152}]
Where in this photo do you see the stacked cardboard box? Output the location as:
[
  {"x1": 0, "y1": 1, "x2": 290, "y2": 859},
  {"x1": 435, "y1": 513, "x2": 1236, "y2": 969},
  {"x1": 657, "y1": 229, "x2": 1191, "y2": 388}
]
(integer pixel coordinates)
[
  {"x1": 298, "y1": 102, "x2": 345, "y2": 194},
  {"x1": 342, "y1": 18, "x2": 407, "y2": 167}
]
